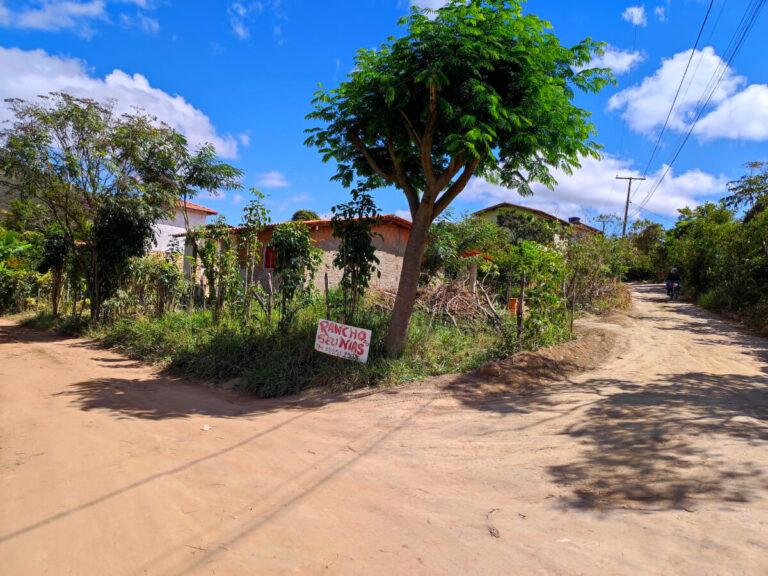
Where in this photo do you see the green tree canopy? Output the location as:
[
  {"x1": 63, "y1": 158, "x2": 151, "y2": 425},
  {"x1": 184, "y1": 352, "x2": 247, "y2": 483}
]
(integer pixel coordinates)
[
  {"x1": 292, "y1": 209, "x2": 320, "y2": 221},
  {"x1": 496, "y1": 209, "x2": 558, "y2": 246},
  {"x1": 0, "y1": 93, "x2": 178, "y2": 319},
  {"x1": 306, "y1": 0, "x2": 613, "y2": 355}
]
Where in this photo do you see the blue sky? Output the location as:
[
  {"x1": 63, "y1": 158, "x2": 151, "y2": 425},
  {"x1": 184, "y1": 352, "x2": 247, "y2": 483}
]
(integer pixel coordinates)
[{"x1": 1, "y1": 0, "x2": 766, "y2": 228}]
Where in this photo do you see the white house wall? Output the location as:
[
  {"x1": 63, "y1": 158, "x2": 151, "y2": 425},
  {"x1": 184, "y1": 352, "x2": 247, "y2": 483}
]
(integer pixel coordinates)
[{"x1": 153, "y1": 210, "x2": 209, "y2": 252}]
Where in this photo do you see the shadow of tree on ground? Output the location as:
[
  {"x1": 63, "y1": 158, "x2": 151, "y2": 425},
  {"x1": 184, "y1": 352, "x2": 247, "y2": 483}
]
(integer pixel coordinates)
[{"x1": 548, "y1": 371, "x2": 768, "y2": 512}]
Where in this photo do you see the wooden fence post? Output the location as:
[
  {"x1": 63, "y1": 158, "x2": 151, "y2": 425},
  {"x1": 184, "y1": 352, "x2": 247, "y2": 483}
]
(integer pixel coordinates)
[
  {"x1": 517, "y1": 269, "x2": 525, "y2": 341},
  {"x1": 570, "y1": 278, "x2": 577, "y2": 333},
  {"x1": 324, "y1": 271, "x2": 331, "y2": 320}
]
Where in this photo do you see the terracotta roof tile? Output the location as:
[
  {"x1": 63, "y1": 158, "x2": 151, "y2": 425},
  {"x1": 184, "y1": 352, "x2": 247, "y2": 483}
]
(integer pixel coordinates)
[{"x1": 177, "y1": 200, "x2": 218, "y2": 215}]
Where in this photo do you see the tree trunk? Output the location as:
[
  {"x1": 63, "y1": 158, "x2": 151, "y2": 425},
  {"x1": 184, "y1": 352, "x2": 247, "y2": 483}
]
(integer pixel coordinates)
[
  {"x1": 517, "y1": 270, "x2": 526, "y2": 341},
  {"x1": 384, "y1": 205, "x2": 433, "y2": 357},
  {"x1": 89, "y1": 250, "x2": 101, "y2": 322},
  {"x1": 51, "y1": 267, "x2": 63, "y2": 317},
  {"x1": 468, "y1": 261, "x2": 478, "y2": 296},
  {"x1": 187, "y1": 243, "x2": 198, "y2": 313}
]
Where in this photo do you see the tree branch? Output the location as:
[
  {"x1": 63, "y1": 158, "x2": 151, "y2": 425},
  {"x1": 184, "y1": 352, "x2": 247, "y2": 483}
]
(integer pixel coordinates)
[
  {"x1": 398, "y1": 110, "x2": 422, "y2": 149},
  {"x1": 386, "y1": 128, "x2": 419, "y2": 217},
  {"x1": 421, "y1": 83, "x2": 439, "y2": 189},
  {"x1": 432, "y1": 157, "x2": 482, "y2": 219},
  {"x1": 434, "y1": 152, "x2": 465, "y2": 192},
  {"x1": 346, "y1": 130, "x2": 397, "y2": 184}
]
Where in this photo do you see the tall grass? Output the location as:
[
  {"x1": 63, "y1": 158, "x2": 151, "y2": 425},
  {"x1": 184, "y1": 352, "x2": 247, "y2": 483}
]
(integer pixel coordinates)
[
  {"x1": 16, "y1": 287, "x2": 579, "y2": 397},
  {"x1": 90, "y1": 296, "x2": 505, "y2": 397}
]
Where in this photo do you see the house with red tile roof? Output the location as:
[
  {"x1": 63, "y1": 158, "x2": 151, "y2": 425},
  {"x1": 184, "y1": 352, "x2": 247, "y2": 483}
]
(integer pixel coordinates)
[
  {"x1": 235, "y1": 215, "x2": 412, "y2": 291},
  {"x1": 473, "y1": 202, "x2": 602, "y2": 236},
  {"x1": 153, "y1": 200, "x2": 218, "y2": 252},
  {"x1": 176, "y1": 214, "x2": 412, "y2": 292}
]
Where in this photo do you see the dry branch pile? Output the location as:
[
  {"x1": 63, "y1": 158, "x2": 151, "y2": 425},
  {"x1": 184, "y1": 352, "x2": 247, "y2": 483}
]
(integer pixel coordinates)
[{"x1": 368, "y1": 281, "x2": 502, "y2": 327}]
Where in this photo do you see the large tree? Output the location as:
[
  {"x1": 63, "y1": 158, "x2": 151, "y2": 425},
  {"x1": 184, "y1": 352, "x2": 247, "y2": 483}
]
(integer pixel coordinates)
[
  {"x1": 139, "y1": 131, "x2": 243, "y2": 310},
  {"x1": 306, "y1": 0, "x2": 613, "y2": 356},
  {"x1": 0, "y1": 93, "x2": 177, "y2": 320}
]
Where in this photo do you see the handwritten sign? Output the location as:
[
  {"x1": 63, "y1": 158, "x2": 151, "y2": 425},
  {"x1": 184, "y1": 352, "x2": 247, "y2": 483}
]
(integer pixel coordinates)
[{"x1": 315, "y1": 319, "x2": 372, "y2": 363}]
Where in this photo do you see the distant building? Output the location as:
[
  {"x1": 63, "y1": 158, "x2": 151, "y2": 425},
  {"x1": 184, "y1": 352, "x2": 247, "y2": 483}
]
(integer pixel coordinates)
[
  {"x1": 473, "y1": 202, "x2": 602, "y2": 236},
  {"x1": 178, "y1": 215, "x2": 412, "y2": 292},
  {"x1": 154, "y1": 201, "x2": 218, "y2": 252},
  {"x1": 233, "y1": 215, "x2": 412, "y2": 291}
]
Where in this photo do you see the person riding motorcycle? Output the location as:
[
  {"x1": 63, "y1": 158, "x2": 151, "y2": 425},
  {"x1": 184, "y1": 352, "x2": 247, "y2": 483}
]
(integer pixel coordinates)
[{"x1": 666, "y1": 268, "x2": 681, "y2": 296}]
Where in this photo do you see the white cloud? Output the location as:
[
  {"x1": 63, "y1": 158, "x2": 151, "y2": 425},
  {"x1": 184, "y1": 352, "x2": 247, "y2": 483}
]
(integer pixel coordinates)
[
  {"x1": 654, "y1": 6, "x2": 666, "y2": 22},
  {"x1": 459, "y1": 154, "x2": 727, "y2": 219},
  {"x1": 257, "y1": 171, "x2": 290, "y2": 188},
  {"x1": 0, "y1": 46, "x2": 239, "y2": 158},
  {"x1": 199, "y1": 189, "x2": 226, "y2": 201},
  {"x1": 622, "y1": 6, "x2": 647, "y2": 26},
  {"x1": 120, "y1": 11, "x2": 159, "y2": 34},
  {"x1": 0, "y1": 0, "x2": 160, "y2": 36},
  {"x1": 696, "y1": 84, "x2": 768, "y2": 141},
  {"x1": 609, "y1": 47, "x2": 768, "y2": 141},
  {"x1": 395, "y1": 209, "x2": 413, "y2": 222},
  {"x1": 2, "y1": 0, "x2": 106, "y2": 35},
  {"x1": 409, "y1": 0, "x2": 448, "y2": 8},
  {"x1": 136, "y1": 12, "x2": 157, "y2": 33},
  {"x1": 231, "y1": 193, "x2": 244, "y2": 205},
  {"x1": 227, "y1": 2, "x2": 251, "y2": 40},
  {"x1": 237, "y1": 131, "x2": 251, "y2": 146},
  {"x1": 588, "y1": 45, "x2": 644, "y2": 75},
  {"x1": 227, "y1": 1, "x2": 282, "y2": 41}
]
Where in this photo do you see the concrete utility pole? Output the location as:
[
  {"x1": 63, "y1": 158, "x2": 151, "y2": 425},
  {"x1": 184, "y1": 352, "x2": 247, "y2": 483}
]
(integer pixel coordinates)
[{"x1": 616, "y1": 176, "x2": 647, "y2": 237}]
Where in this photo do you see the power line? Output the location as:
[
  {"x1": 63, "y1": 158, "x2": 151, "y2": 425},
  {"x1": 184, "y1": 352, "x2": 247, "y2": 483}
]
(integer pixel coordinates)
[
  {"x1": 680, "y1": 0, "x2": 727, "y2": 105},
  {"x1": 639, "y1": 0, "x2": 715, "y2": 181},
  {"x1": 631, "y1": 0, "x2": 767, "y2": 218},
  {"x1": 636, "y1": 206, "x2": 678, "y2": 224}
]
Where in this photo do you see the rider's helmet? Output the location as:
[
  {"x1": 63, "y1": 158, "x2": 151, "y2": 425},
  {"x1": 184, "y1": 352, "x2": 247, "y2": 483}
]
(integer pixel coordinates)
[{"x1": 671, "y1": 268, "x2": 678, "y2": 273}]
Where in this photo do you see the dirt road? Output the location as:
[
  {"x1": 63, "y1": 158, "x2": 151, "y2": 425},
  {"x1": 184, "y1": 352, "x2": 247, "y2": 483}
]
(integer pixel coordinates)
[{"x1": 1, "y1": 285, "x2": 767, "y2": 575}]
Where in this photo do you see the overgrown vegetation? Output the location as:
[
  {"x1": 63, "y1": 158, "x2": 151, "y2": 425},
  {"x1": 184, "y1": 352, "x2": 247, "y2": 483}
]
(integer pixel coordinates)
[
  {"x1": 5, "y1": 190, "x2": 631, "y2": 397},
  {"x1": 657, "y1": 162, "x2": 768, "y2": 330},
  {"x1": 305, "y1": 0, "x2": 614, "y2": 356},
  {"x1": 0, "y1": 5, "x2": 633, "y2": 399}
]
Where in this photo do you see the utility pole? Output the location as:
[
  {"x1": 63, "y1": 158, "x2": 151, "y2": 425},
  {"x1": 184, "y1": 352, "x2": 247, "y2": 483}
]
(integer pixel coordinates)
[{"x1": 616, "y1": 176, "x2": 646, "y2": 237}]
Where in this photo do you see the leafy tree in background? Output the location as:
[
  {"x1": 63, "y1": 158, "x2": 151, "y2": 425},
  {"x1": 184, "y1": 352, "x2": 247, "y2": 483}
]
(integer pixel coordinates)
[
  {"x1": 94, "y1": 197, "x2": 158, "y2": 308},
  {"x1": 594, "y1": 213, "x2": 623, "y2": 237},
  {"x1": 197, "y1": 216, "x2": 241, "y2": 325},
  {"x1": 495, "y1": 209, "x2": 558, "y2": 246},
  {"x1": 271, "y1": 221, "x2": 322, "y2": 325},
  {"x1": 292, "y1": 209, "x2": 320, "y2": 221},
  {"x1": 1, "y1": 199, "x2": 49, "y2": 233},
  {"x1": 138, "y1": 131, "x2": 243, "y2": 312},
  {"x1": 422, "y1": 215, "x2": 507, "y2": 283},
  {"x1": 240, "y1": 189, "x2": 271, "y2": 321},
  {"x1": 626, "y1": 219, "x2": 666, "y2": 280},
  {"x1": 0, "y1": 93, "x2": 176, "y2": 320},
  {"x1": 306, "y1": 0, "x2": 613, "y2": 355},
  {"x1": 330, "y1": 188, "x2": 381, "y2": 322},
  {"x1": 724, "y1": 161, "x2": 768, "y2": 222},
  {"x1": 38, "y1": 228, "x2": 69, "y2": 316},
  {"x1": 0, "y1": 228, "x2": 30, "y2": 270}
]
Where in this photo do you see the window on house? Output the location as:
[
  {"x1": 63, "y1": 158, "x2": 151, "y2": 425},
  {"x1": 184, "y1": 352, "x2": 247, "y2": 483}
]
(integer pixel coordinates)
[{"x1": 264, "y1": 246, "x2": 276, "y2": 269}]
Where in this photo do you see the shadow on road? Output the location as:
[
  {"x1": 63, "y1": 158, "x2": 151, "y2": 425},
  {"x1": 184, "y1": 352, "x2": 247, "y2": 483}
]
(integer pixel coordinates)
[
  {"x1": 548, "y1": 371, "x2": 768, "y2": 512},
  {"x1": 0, "y1": 321, "x2": 355, "y2": 420},
  {"x1": 51, "y1": 376, "x2": 354, "y2": 420}
]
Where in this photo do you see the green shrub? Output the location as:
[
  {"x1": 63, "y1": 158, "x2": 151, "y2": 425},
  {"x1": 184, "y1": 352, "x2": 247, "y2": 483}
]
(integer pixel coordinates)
[{"x1": 87, "y1": 292, "x2": 502, "y2": 397}]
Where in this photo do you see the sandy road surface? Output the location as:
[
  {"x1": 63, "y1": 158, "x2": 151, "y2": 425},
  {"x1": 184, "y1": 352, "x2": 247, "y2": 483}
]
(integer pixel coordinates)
[{"x1": 1, "y1": 285, "x2": 767, "y2": 575}]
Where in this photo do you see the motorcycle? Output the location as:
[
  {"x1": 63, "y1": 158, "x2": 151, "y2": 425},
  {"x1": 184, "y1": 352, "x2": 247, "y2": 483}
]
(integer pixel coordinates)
[{"x1": 668, "y1": 281, "x2": 681, "y2": 301}]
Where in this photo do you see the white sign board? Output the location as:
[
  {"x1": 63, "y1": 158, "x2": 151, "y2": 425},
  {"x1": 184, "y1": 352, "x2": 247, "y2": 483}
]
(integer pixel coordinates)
[{"x1": 315, "y1": 319, "x2": 372, "y2": 363}]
